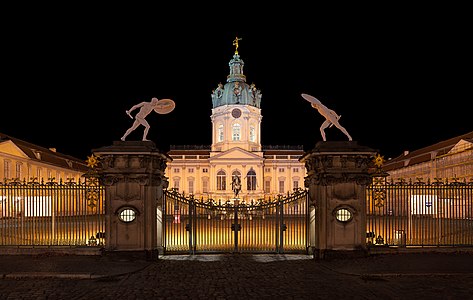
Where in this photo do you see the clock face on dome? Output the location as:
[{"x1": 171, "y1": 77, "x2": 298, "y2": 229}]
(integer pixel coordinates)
[{"x1": 232, "y1": 108, "x2": 242, "y2": 118}]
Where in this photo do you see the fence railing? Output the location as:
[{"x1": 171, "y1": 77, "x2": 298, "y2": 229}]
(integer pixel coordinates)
[
  {"x1": 0, "y1": 177, "x2": 105, "y2": 247},
  {"x1": 367, "y1": 176, "x2": 473, "y2": 247},
  {"x1": 2, "y1": 174, "x2": 472, "y2": 250}
]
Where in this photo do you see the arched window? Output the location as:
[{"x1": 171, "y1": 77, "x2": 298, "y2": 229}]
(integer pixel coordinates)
[
  {"x1": 218, "y1": 124, "x2": 224, "y2": 142},
  {"x1": 232, "y1": 123, "x2": 241, "y2": 141},
  {"x1": 247, "y1": 169, "x2": 257, "y2": 190},
  {"x1": 249, "y1": 126, "x2": 255, "y2": 142},
  {"x1": 217, "y1": 170, "x2": 226, "y2": 190}
]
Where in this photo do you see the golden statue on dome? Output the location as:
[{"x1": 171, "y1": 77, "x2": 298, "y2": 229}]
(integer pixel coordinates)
[{"x1": 233, "y1": 36, "x2": 242, "y2": 54}]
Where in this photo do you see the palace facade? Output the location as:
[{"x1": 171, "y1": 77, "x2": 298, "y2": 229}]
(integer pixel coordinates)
[
  {"x1": 382, "y1": 131, "x2": 473, "y2": 182},
  {"x1": 0, "y1": 132, "x2": 88, "y2": 183},
  {"x1": 165, "y1": 43, "x2": 306, "y2": 202}
]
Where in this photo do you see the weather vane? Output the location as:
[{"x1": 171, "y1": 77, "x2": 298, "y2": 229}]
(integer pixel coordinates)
[{"x1": 233, "y1": 36, "x2": 242, "y2": 54}]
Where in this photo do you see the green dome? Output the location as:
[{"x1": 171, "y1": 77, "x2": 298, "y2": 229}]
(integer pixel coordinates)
[{"x1": 211, "y1": 54, "x2": 262, "y2": 108}]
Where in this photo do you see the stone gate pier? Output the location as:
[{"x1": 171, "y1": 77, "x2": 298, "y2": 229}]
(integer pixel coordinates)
[
  {"x1": 300, "y1": 141, "x2": 376, "y2": 259},
  {"x1": 93, "y1": 141, "x2": 171, "y2": 260}
]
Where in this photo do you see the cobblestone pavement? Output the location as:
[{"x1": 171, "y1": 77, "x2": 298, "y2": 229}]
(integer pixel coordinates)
[{"x1": 1, "y1": 252, "x2": 473, "y2": 299}]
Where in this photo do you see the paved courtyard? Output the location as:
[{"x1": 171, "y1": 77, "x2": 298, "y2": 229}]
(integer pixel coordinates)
[{"x1": 1, "y1": 252, "x2": 473, "y2": 299}]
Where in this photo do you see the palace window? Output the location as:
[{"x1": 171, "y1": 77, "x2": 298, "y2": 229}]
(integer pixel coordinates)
[
  {"x1": 218, "y1": 124, "x2": 224, "y2": 142},
  {"x1": 173, "y1": 168, "x2": 180, "y2": 173},
  {"x1": 279, "y1": 180, "x2": 285, "y2": 194},
  {"x1": 247, "y1": 169, "x2": 257, "y2": 190},
  {"x1": 278, "y1": 168, "x2": 285, "y2": 172},
  {"x1": 202, "y1": 178, "x2": 209, "y2": 193},
  {"x1": 173, "y1": 179, "x2": 180, "y2": 191},
  {"x1": 217, "y1": 170, "x2": 226, "y2": 190},
  {"x1": 232, "y1": 123, "x2": 241, "y2": 141},
  {"x1": 202, "y1": 168, "x2": 209, "y2": 173},
  {"x1": 15, "y1": 162, "x2": 23, "y2": 179},
  {"x1": 264, "y1": 179, "x2": 271, "y2": 193},
  {"x1": 4, "y1": 160, "x2": 11, "y2": 179},
  {"x1": 188, "y1": 179, "x2": 194, "y2": 194},
  {"x1": 293, "y1": 168, "x2": 299, "y2": 173},
  {"x1": 293, "y1": 180, "x2": 299, "y2": 190},
  {"x1": 265, "y1": 168, "x2": 271, "y2": 173},
  {"x1": 188, "y1": 168, "x2": 194, "y2": 173},
  {"x1": 249, "y1": 126, "x2": 256, "y2": 142}
]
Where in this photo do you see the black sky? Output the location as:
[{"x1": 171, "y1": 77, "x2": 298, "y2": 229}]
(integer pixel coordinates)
[{"x1": 2, "y1": 6, "x2": 471, "y2": 161}]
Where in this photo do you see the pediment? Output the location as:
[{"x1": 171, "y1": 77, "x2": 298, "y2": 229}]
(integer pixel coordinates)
[
  {"x1": 210, "y1": 147, "x2": 263, "y2": 161},
  {"x1": 0, "y1": 140, "x2": 29, "y2": 159},
  {"x1": 448, "y1": 139, "x2": 473, "y2": 154}
]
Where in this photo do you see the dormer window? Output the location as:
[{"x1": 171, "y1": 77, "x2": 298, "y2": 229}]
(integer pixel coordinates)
[
  {"x1": 32, "y1": 150, "x2": 41, "y2": 160},
  {"x1": 66, "y1": 159, "x2": 73, "y2": 168}
]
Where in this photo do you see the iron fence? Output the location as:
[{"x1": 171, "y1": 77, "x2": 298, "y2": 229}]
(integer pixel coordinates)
[
  {"x1": 0, "y1": 177, "x2": 105, "y2": 247},
  {"x1": 367, "y1": 177, "x2": 473, "y2": 247},
  {"x1": 3, "y1": 173, "x2": 472, "y2": 251}
]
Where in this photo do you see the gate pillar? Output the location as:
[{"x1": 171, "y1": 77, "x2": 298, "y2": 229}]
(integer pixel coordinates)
[
  {"x1": 93, "y1": 141, "x2": 171, "y2": 260},
  {"x1": 300, "y1": 141, "x2": 375, "y2": 259}
]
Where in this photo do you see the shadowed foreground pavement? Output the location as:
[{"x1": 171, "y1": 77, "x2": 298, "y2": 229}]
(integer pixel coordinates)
[{"x1": 1, "y1": 251, "x2": 473, "y2": 299}]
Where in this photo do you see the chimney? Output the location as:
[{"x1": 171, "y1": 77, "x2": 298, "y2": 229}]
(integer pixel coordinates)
[{"x1": 403, "y1": 150, "x2": 409, "y2": 156}]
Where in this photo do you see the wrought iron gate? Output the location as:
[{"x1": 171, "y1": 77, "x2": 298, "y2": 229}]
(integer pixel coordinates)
[{"x1": 163, "y1": 189, "x2": 308, "y2": 254}]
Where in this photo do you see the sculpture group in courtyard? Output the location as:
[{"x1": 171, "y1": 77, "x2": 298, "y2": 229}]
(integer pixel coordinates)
[
  {"x1": 301, "y1": 93, "x2": 352, "y2": 142},
  {"x1": 121, "y1": 97, "x2": 175, "y2": 142}
]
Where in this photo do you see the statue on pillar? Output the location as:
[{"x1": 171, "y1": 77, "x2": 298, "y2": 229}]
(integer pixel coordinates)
[
  {"x1": 301, "y1": 93, "x2": 352, "y2": 142},
  {"x1": 121, "y1": 97, "x2": 175, "y2": 141}
]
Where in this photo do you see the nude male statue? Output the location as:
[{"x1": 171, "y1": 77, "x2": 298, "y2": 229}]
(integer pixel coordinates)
[
  {"x1": 121, "y1": 97, "x2": 161, "y2": 142},
  {"x1": 301, "y1": 93, "x2": 352, "y2": 142}
]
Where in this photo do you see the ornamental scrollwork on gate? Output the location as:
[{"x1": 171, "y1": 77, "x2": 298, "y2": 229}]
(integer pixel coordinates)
[{"x1": 84, "y1": 154, "x2": 101, "y2": 210}]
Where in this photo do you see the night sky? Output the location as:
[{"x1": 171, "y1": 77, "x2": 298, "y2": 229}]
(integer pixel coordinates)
[{"x1": 3, "y1": 6, "x2": 471, "y2": 161}]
